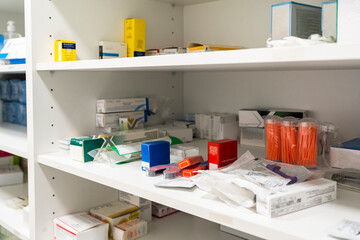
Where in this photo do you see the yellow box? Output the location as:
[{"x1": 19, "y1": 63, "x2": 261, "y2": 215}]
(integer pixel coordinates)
[
  {"x1": 54, "y1": 40, "x2": 76, "y2": 62},
  {"x1": 124, "y1": 19, "x2": 146, "y2": 57}
]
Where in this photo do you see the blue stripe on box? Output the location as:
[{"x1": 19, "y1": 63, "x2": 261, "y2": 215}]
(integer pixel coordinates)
[{"x1": 103, "y1": 53, "x2": 119, "y2": 57}]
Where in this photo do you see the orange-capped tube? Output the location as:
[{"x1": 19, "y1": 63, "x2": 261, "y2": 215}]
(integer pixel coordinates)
[
  {"x1": 281, "y1": 118, "x2": 298, "y2": 164},
  {"x1": 298, "y1": 120, "x2": 318, "y2": 168},
  {"x1": 177, "y1": 155, "x2": 204, "y2": 170},
  {"x1": 265, "y1": 116, "x2": 282, "y2": 161}
]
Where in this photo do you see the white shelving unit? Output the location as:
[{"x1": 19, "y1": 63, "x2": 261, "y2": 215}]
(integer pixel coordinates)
[
  {"x1": 0, "y1": 123, "x2": 28, "y2": 158},
  {"x1": 0, "y1": 184, "x2": 29, "y2": 240},
  {"x1": 0, "y1": 64, "x2": 26, "y2": 74}
]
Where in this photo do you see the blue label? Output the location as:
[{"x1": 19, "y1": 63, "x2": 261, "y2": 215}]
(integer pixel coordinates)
[
  {"x1": 62, "y1": 43, "x2": 76, "y2": 49},
  {"x1": 134, "y1": 51, "x2": 145, "y2": 57},
  {"x1": 102, "y1": 53, "x2": 119, "y2": 57}
]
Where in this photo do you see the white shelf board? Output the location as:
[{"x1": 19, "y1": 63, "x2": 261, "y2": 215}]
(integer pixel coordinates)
[
  {"x1": 144, "y1": 212, "x2": 241, "y2": 240},
  {"x1": 0, "y1": 184, "x2": 29, "y2": 240},
  {"x1": 153, "y1": 0, "x2": 220, "y2": 6},
  {"x1": 0, "y1": 64, "x2": 26, "y2": 74},
  {"x1": 37, "y1": 140, "x2": 360, "y2": 240},
  {"x1": 36, "y1": 44, "x2": 360, "y2": 72},
  {"x1": 0, "y1": 123, "x2": 28, "y2": 158}
]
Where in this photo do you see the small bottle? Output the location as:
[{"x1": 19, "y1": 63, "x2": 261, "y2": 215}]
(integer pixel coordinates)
[{"x1": 3, "y1": 21, "x2": 22, "y2": 43}]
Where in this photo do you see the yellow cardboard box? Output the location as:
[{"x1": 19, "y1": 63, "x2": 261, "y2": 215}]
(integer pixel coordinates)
[
  {"x1": 54, "y1": 40, "x2": 76, "y2": 62},
  {"x1": 125, "y1": 19, "x2": 146, "y2": 57}
]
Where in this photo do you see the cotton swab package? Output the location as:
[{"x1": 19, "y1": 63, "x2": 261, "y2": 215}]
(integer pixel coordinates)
[
  {"x1": 265, "y1": 116, "x2": 282, "y2": 161},
  {"x1": 298, "y1": 119, "x2": 318, "y2": 167},
  {"x1": 281, "y1": 117, "x2": 298, "y2": 164}
]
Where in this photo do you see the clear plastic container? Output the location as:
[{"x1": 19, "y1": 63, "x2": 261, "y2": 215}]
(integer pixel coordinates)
[
  {"x1": 280, "y1": 117, "x2": 298, "y2": 164},
  {"x1": 265, "y1": 116, "x2": 282, "y2": 161},
  {"x1": 298, "y1": 119, "x2": 318, "y2": 167},
  {"x1": 3, "y1": 21, "x2": 22, "y2": 43}
]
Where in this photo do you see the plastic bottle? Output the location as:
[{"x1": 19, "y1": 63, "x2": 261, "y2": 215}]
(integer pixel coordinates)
[{"x1": 3, "y1": 21, "x2": 22, "y2": 43}]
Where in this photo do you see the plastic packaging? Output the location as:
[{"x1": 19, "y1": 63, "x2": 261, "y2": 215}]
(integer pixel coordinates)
[
  {"x1": 319, "y1": 122, "x2": 338, "y2": 167},
  {"x1": 3, "y1": 21, "x2": 22, "y2": 43},
  {"x1": 265, "y1": 116, "x2": 282, "y2": 161},
  {"x1": 0, "y1": 79, "x2": 11, "y2": 101},
  {"x1": 280, "y1": 117, "x2": 298, "y2": 164},
  {"x1": 298, "y1": 119, "x2": 318, "y2": 167}
]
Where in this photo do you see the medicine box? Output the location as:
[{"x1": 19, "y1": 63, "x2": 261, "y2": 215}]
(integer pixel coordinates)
[
  {"x1": 238, "y1": 109, "x2": 306, "y2": 128},
  {"x1": 113, "y1": 219, "x2": 147, "y2": 240},
  {"x1": 54, "y1": 212, "x2": 109, "y2": 240},
  {"x1": 152, "y1": 202, "x2": 179, "y2": 218},
  {"x1": 119, "y1": 191, "x2": 152, "y2": 222},
  {"x1": 208, "y1": 139, "x2": 238, "y2": 170},
  {"x1": 125, "y1": 18, "x2": 146, "y2": 57},
  {"x1": 141, "y1": 141, "x2": 170, "y2": 171},
  {"x1": 330, "y1": 138, "x2": 360, "y2": 170},
  {"x1": 99, "y1": 41, "x2": 127, "y2": 59},
  {"x1": 271, "y1": 2, "x2": 322, "y2": 40},
  {"x1": 337, "y1": 0, "x2": 360, "y2": 43},
  {"x1": 54, "y1": 40, "x2": 76, "y2": 62},
  {"x1": 96, "y1": 111, "x2": 147, "y2": 128},
  {"x1": 322, "y1": 1, "x2": 337, "y2": 40},
  {"x1": 256, "y1": 178, "x2": 336, "y2": 217},
  {"x1": 90, "y1": 201, "x2": 140, "y2": 238},
  {"x1": 70, "y1": 136, "x2": 104, "y2": 162},
  {"x1": 97, "y1": 98, "x2": 148, "y2": 113},
  {"x1": 0, "y1": 165, "x2": 23, "y2": 186},
  {"x1": 160, "y1": 47, "x2": 187, "y2": 55}
]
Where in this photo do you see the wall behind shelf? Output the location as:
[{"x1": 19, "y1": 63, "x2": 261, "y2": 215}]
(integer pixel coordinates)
[
  {"x1": 0, "y1": 10, "x2": 25, "y2": 37},
  {"x1": 183, "y1": 69, "x2": 360, "y2": 141}
]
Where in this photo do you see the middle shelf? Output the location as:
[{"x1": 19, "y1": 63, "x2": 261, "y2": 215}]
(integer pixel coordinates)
[
  {"x1": 37, "y1": 140, "x2": 360, "y2": 240},
  {"x1": 36, "y1": 44, "x2": 360, "y2": 72}
]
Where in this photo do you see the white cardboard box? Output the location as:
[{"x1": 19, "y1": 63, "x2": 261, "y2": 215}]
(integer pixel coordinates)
[
  {"x1": 119, "y1": 191, "x2": 152, "y2": 222},
  {"x1": 97, "y1": 98, "x2": 148, "y2": 113},
  {"x1": 99, "y1": 41, "x2": 127, "y2": 59},
  {"x1": 256, "y1": 178, "x2": 336, "y2": 218},
  {"x1": 0, "y1": 165, "x2": 23, "y2": 186},
  {"x1": 96, "y1": 111, "x2": 146, "y2": 128},
  {"x1": 322, "y1": 1, "x2": 337, "y2": 39},
  {"x1": 158, "y1": 126, "x2": 193, "y2": 143},
  {"x1": 54, "y1": 212, "x2": 109, "y2": 240},
  {"x1": 330, "y1": 139, "x2": 360, "y2": 170}
]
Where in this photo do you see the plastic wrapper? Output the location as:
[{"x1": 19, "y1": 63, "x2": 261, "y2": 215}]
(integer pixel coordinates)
[
  {"x1": 280, "y1": 117, "x2": 298, "y2": 164},
  {"x1": 319, "y1": 122, "x2": 338, "y2": 168},
  {"x1": 265, "y1": 116, "x2": 281, "y2": 161},
  {"x1": 298, "y1": 118, "x2": 318, "y2": 167}
]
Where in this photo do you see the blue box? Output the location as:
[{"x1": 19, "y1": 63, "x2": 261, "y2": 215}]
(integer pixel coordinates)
[
  {"x1": 0, "y1": 79, "x2": 11, "y2": 101},
  {"x1": 141, "y1": 141, "x2": 170, "y2": 171}
]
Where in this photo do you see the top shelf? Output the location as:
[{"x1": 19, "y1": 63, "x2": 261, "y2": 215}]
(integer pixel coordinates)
[
  {"x1": 153, "y1": 0, "x2": 219, "y2": 6},
  {"x1": 0, "y1": 64, "x2": 26, "y2": 74},
  {"x1": 36, "y1": 44, "x2": 360, "y2": 72}
]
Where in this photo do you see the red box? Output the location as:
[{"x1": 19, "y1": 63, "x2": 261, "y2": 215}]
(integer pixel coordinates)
[
  {"x1": 182, "y1": 164, "x2": 206, "y2": 178},
  {"x1": 208, "y1": 139, "x2": 238, "y2": 170},
  {"x1": 177, "y1": 155, "x2": 203, "y2": 170}
]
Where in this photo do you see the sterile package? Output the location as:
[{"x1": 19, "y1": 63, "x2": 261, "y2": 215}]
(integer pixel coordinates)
[
  {"x1": 337, "y1": 0, "x2": 360, "y2": 43},
  {"x1": 96, "y1": 111, "x2": 146, "y2": 128},
  {"x1": 54, "y1": 212, "x2": 108, "y2": 240},
  {"x1": 322, "y1": 1, "x2": 337, "y2": 40},
  {"x1": 113, "y1": 219, "x2": 147, "y2": 240},
  {"x1": 328, "y1": 220, "x2": 360, "y2": 240},
  {"x1": 90, "y1": 201, "x2": 140, "y2": 238},
  {"x1": 170, "y1": 145, "x2": 199, "y2": 163},
  {"x1": 152, "y1": 202, "x2": 179, "y2": 218},
  {"x1": 330, "y1": 138, "x2": 360, "y2": 170},
  {"x1": 99, "y1": 41, "x2": 127, "y2": 59},
  {"x1": 96, "y1": 98, "x2": 148, "y2": 113},
  {"x1": 0, "y1": 165, "x2": 23, "y2": 186},
  {"x1": 119, "y1": 191, "x2": 152, "y2": 222},
  {"x1": 256, "y1": 178, "x2": 336, "y2": 217},
  {"x1": 271, "y1": 2, "x2": 321, "y2": 40}
]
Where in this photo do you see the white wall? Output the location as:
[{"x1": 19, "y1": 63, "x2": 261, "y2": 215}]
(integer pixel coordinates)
[
  {"x1": 184, "y1": 0, "x2": 324, "y2": 48},
  {"x1": 184, "y1": 69, "x2": 360, "y2": 142}
]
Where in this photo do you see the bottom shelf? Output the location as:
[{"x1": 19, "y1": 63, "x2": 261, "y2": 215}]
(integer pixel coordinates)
[
  {"x1": 144, "y1": 212, "x2": 243, "y2": 240},
  {"x1": 0, "y1": 184, "x2": 29, "y2": 240}
]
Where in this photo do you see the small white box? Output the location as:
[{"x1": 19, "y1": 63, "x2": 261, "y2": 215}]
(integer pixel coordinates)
[
  {"x1": 0, "y1": 165, "x2": 23, "y2": 186},
  {"x1": 113, "y1": 219, "x2": 147, "y2": 240},
  {"x1": 96, "y1": 111, "x2": 146, "y2": 128},
  {"x1": 170, "y1": 145, "x2": 199, "y2": 162},
  {"x1": 160, "y1": 47, "x2": 187, "y2": 55},
  {"x1": 256, "y1": 178, "x2": 336, "y2": 218},
  {"x1": 338, "y1": 0, "x2": 360, "y2": 43},
  {"x1": 54, "y1": 212, "x2": 109, "y2": 240},
  {"x1": 99, "y1": 41, "x2": 127, "y2": 59},
  {"x1": 97, "y1": 98, "x2": 148, "y2": 114},
  {"x1": 322, "y1": 1, "x2": 337, "y2": 39},
  {"x1": 330, "y1": 138, "x2": 360, "y2": 170},
  {"x1": 118, "y1": 191, "x2": 152, "y2": 222}
]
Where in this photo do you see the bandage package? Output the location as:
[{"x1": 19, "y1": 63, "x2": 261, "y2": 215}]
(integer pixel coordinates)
[
  {"x1": 90, "y1": 201, "x2": 140, "y2": 238},
  {"x1": 54, "y1": 212, "x2": 109, "y2": 240},
  {"x1": 99, "y1": 41, "x2": 127, "y2": 59},
  {"x1": 97, "y1": 98, "x2": 148, "y2": 113},
  {"x1": 54, "y1": 40, "x2": 76, "y2": 62},
  {"x1": 119, "y1": 190, "x2": 152, "y2": 222},
  {"x1": 113, "y1": 219, "x2": 147, "y2": 240},
  {"x1": 125, "y1": 18, "x2": 146, "y2": 57},
  {"x1": 271, "y1": 2, "x2": 322, "y2": 40},
  {"x1": 256, "y1": 178, "x2": 336, "y2": 217},
  {"x1": 330, "y1": 138, "x2": 360, "y2": 170},
  {"x1": 96, "y1": 111, "x2": 146, "y2": 128},
  {"x1": 322, "y1": 1, "x2": 337, "y2": 40}
]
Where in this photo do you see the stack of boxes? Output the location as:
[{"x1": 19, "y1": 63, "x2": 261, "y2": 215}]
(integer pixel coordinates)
[
  {"x1": 96, "y1": 98, "x2": 149, "y2": 133},
  {"x1": 0, "y1": 79, "x2": 26, "y2": 126}
]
